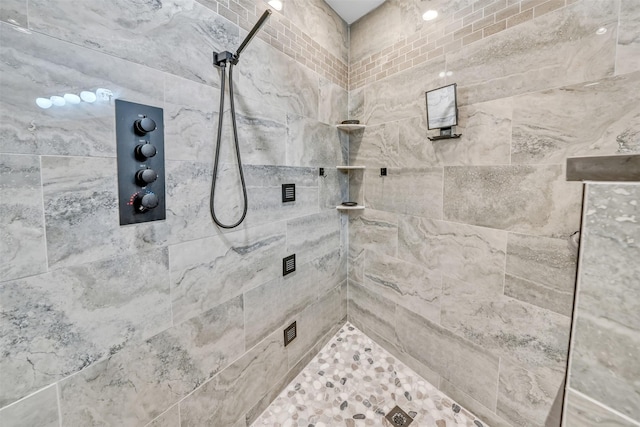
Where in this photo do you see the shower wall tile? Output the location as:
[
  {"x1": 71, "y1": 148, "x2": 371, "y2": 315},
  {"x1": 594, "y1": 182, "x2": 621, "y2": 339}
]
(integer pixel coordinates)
[
  {"x1": 569, "y1": 183, "x2": 640, "y2": 421},
  {"x1": 441, "y1": 275, "x2": 571, "y2": 373},
  {"x1": 0, "y1": 248, "x2": 171, "y2": 407},
  {"x1": 169, "y1": 221, "x2": 286, "y2": 325},
  {"x1": 396, "y1": 307, "x2": 500, "y2": 410},
  {"x1": 0, "y1": 154, "x2": 47, "y2": 282},
  {"x1": 348, "y1": 209, "x2": 399, "y2": 283},
  {"x1": 318, "y1": 77, "x2": 348, "y2": 125},
  {"x1": 286, "y1": 114, "x2": 345, "y2": 167},
  {"x1": 511, "y1": 72, "x2": 640, "y2": 164},
  {"x1": 0, "y1": 385, "x2": 59, "y2": 427},
  {"x1": 348, "y1": 281, "x2": 397, "y2": 347},
  {"x1": 397, "y1": 216, "x2": 507, "y2": 289},
  {"x1": 363, "y1": 253, "x2": 441, "y2": 323},
  {"x1": 146, "y1": 405, "x2": 180, "y2": 427},
  {"x1": 286, "y1": 281, "x2": 347, "y2": 368},
  {"x1": 505, "y1": 232, "x2": 577, "y2": 316},
  {"x1": 348, "y1": 122, "x2": 400, "y2": 167},
  {"x1": 617, "y1": 0, "x2": 640, "y2": 76},
  {"x1": 439, "y1": 380, "x2": 513, "y2": 427},
  {"x1": 433, "y1": 98, "x2": 513, "y2": 166},
  {"x1": 286, "y1": 210, "x2": 341, "y2": 266},
  {"x1": 312, "y1": 248, "x2": 347, "y2": 296},
  {"x1": 244, "y1": 264, "x2": 319, "y2": 349},
  {"x1": 397, "y1": 116, "x2": 440, "y2": 168},
  {"x1": 564, "y1": 389, "x2": 638, "y2": 427},
  {"x1": 364, "y1": 167, "x2": 443, "y2": 219},
  {"x1": 319, "y1": 167, "x2": 348, "y2": 209},
  {"x1": 0, "y1": 0, "x2": 27, "y2": 27},
  {"x1": 497, "y1": 360, "x2": 564, "y2": 427},
  {"x1": 179, "y1": 330, "x2": 287, "y2": 427},
  {"x1": 348, "y1": 86, "x2": 365, "y2": 120},
  {"x1": 449, "y1": 0, "x2": 618, "y2": 105},
  {"x1": 41, "y1": 156, "x2": 163, "y2": 269},
  {"x1": 59, "y1": 296, "x2": 244, "y2": 426},
  {"x1": 0, "y1": 23, "x2": 164, "y2": 157},
  {"x1": 28, "y1": 0, "x2": 238, "y2": 86},
  {"x1": 443, "y1": 164, "x2": 583, "y2": 238}
]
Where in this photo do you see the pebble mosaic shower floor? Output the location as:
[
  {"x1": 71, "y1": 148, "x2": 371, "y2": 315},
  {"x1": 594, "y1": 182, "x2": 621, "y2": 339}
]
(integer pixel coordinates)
[{"x1": 252, "y1": 323, "x2": 487, "y2": 427}]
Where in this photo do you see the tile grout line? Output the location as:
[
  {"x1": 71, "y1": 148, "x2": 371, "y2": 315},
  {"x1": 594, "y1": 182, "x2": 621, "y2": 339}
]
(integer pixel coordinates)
[
  {"x1": 56, "y1": 383, "x2": 62, "y2": 427},
  {"x1": 567, "y1": 388, "x2": 640, "y2": 427}
]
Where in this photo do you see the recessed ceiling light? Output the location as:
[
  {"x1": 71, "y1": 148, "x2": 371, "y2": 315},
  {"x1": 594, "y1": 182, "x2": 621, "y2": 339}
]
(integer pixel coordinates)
[
  {"x1": 423, "y1": 10, "x2": 438, "y2": 21},
  {"x1": 267, "y1": 0, "x2": 283, "y2": 11},
  {"x1": 596, "y1": 27, "x2": 607, "y2": 35}
]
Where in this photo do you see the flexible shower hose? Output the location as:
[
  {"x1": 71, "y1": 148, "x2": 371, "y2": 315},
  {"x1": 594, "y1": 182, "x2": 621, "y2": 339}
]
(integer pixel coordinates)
[{"x1": 210, "y1": 62, "x2": 248, "y2": 229}]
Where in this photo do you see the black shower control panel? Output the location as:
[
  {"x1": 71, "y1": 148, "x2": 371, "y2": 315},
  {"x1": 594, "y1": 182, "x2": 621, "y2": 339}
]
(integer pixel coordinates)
[{"x1": 115, "y1": 99, "x2": 166, "y2": 225}]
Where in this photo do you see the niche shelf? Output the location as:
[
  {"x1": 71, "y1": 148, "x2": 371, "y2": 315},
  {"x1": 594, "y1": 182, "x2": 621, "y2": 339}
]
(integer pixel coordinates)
[
  {"x1": 336, "y1": 165, "x2": 366, "y2": 171},
  {"x1": 336, "y1": 204, "x2": 365, "y2": 211},
  {"x1": 336, "y1": 124, "x2": 366, "y2": 132},
  {"x1": 336, "y1": 164, "x2": 365, "y2": 211}
]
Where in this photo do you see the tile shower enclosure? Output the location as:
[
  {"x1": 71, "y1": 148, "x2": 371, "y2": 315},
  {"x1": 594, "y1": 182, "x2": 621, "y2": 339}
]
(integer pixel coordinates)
[{"x1": 1, "y1": 0, "x2": 639, "y2": 426}]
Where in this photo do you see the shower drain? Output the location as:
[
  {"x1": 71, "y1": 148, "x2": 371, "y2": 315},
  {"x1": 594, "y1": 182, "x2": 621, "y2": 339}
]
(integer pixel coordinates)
[{"x1": 385, "y1": 405, "x2": 414, "y2": 426}]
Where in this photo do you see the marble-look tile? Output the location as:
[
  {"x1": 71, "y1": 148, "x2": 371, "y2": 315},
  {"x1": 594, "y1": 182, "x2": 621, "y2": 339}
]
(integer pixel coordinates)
[
  {"x1": 364, "y1": 167, "x2": 444, "y2": 219},
  {"x1": 512, "y1": 72, "x2": 640, "y2": 164},
  {"x1": 0, "y1": 22, "x2": 165, "y2": 157},
  {"x1": 434, "y1": 98, "x2": 513, "y2": 166},
  {"x1": 617, "y1": 0, "x2": 640, "y2": 76},
  {"x1": 318, "y1": 77, "x2": 348, "y2": 125},
  {"x1": 145, "y1": 405, "x2": 180, "y2": 427},
  {"x1": 364, "y1": 253, "x2": 441, "y2": 323},
  {"x1": 566, "y1": 154, "x2": 640, "y2": 182},
  {"x1": 283, "y1": 0, "x2": 348, "y2": 64},
  {"x1": 348, "y1": 281, "x2": 397, "y2": 347},
  {"x1": 398, "y1": 216, "x2": 507, "y2": 289},
  {"x1": 28, "y1": 0, "x2": 238, "y2": 85},
  {"x1": 442, "y1": 275, "x2": 571, "y2": 373},
  {"x1": 362, "y1": 57, "x2": 447, "y2": 125},
  {"x1": 244, "y1": 263, "x2": 319, "y2": 349},
  {"x1": 286, "y1": 113, "x2": 345, "y2": 166},
  {"x1": 348, "y1": 121, "x2": 400, "y2": 167},
  {"x1": 286, "y1": 281, "x2": 347, "y2": 368},
  {"x1": 396, "y1": 307, "x2": 500, "y2": 410},
  {"x1": 348, "y1": 86, "x2": 365, "y2": 120},
  {"x1": 237, "y1": 38, "x2": 319, "y2": 119},
  {"x1": 0, "y1": 154, "x2": 47, "y2": 282},
  {"x1": 286, "y1": 210, "x2": 341, "y2": 265},
  {"x1": 443, "y1": 164, "x2": 583, "y2": 238},
  {"x1": 440, "y1": 380, "x2": 513, "y2": 427},
  {"x1": 319, "y1": 167, "x2": 348, "y2": 209},
  {"x1": 0, "y1": 0, "x2": 27, "y2": 27},
  {"x1": 164, "y1": 74, "x2": 218, "y2": 162},
  {"x1": 59, "y1": 296, "x2": 244, "y2": 427},
  {"x1": 169, "y1": 221, "x2": 286, "y2": 324},
  {"x1": 570, "y1": 182, "x2": 640, "y2": 421},
  {"x1": 0, "y1": 248, "x2": 171, "y2": 407},
  {"x1": 497, "y1": 360, "x2": 564, "y2": 427},
  {"x1": 179, "y1": 330, "x2": 287, "y2": 427},
  {"x1": 505, "y1": 233, "x2": 577, "y2": 316},
  {"x1": 397, "y1": 116, "x2": 440, "y2": 168},
  {"x1": 564, "y1": 389, "x2": 639, "y2": 427},
  {"x1": 41, "y1": 156, "x2": 163, "y2": 269},
  {"x1": 449, "y1": 0, "x2": 618, "y2": 105},
  {"x1": 0, "y1": 385, "x2": 59, "y2": 427},
  {"x1": 310, "y1": 248, "x2": 347, "y2": 302}
]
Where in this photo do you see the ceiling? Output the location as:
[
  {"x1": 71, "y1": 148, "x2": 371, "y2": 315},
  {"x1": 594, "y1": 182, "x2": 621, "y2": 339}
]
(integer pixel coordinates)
[{"x1": 323, "y1": 0, "x2": 387, "y2": 24}]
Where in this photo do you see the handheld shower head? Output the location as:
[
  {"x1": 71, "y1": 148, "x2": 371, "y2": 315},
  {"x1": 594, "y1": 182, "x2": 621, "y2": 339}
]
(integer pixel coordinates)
[{"x1": 234, "y1": 9, "x2": 272, "y2": 61}]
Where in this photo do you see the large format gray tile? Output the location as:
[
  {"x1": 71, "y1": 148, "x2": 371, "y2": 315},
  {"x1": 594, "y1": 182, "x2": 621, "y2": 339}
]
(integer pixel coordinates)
[
  {"x1": 396, "y1": 116, "x2": 440, "y2": 168},
  {"x1": 169, "y1": 221, "x2": 286, "y2": 324},
  {"x1": 443, "y1": 165, "x2": 583, "y2": 238},
  {"x1": 398, "y1": 216, "x2": 507, "y2": 289},
  {"x1": 442, "y1": 275, "x2": 571, "y2": 373},
  {"x1": 0, "y1": 248, "x2": 171, "y2": 407},
  {"x1": 0, "y1": 0, "x2": 26, "y2": 27},
  {"x1": 146, "y1": 405, "x2": 180, "y2": 427},
  {"x1": 512, "y1": 72, "x2": 640, "y2": 164},
  {"x1": 505, "y1": 232, "x2": 577, "y2": 316},
  {"x1": 348, "y1": 121, "x2": 400, "y2": 167},
  {"x1": 449, "y1": 0, "x2": 618, "y2": 105},
  {"x1": 348, "y1": 209, "x2": 398, "y2": 284},
  {"x1": 617, "y1": 0, "x2": 640, "y2": 76},
  {"x1": 59, "y1": 296, "x2": 244, "y2": 426},
  {"x1": 179, "y1": 330, "x2": 287, "y2": 427},
  {"x1": 286, "y1": 113, "x2": 345, "y2": 167},
  {"x1": 348, "y1": 281, "x2": 397, "y2": 347},
  {"x1": 318, "y1": 77, "x2": 348, "y2": 125},
  {"x1": 286, "y1": 210, "x2": 341, "y2": 266},
  {"x1": 311, "y1": 248, "x2": 347, "y2": 296},
  {"x1": 0, "y1": 385, "x2": 59, "y2": 427},
  {"x1": 565, "y1": 389, "x2": 639, "y2": 427},
  {"x1": 364, "y1": 167, "x2": 444, "y2": 219},
  {"x1": 396, "y1": 307, "x2": 500, "y2": 410},
  {"x1": 439, "y1": 380, "x2": 513, "y2": 427},
  {"x1": 0, "y1": 22, "x2": 165, "y2": 157},
  {"x1": 28, "y1": 0, "x2": 238, "y2": 85},
  {"x1": 0, "y1": 154, "x2": 47, "y2": 282}
]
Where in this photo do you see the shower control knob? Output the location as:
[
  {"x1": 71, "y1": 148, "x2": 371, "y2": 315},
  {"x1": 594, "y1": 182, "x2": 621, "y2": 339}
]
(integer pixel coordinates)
[
  {"x1": 134, "y1": 117, "x2": 157, "y2": 135},
  {"x1": 135, "y1": 143, "x2": 157, "y2": 160},
  {"x1": 133, "y1": 192, "x2": 159, "y2": 212},
  {"x1": 135, "y1": 168, "x2": 158, "y2": 186}
]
